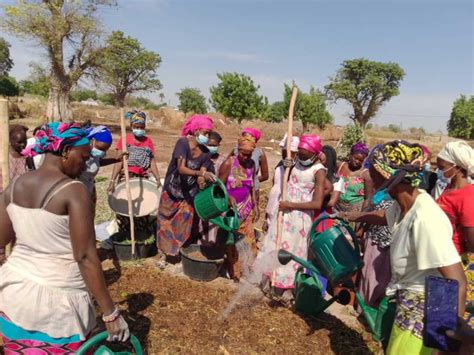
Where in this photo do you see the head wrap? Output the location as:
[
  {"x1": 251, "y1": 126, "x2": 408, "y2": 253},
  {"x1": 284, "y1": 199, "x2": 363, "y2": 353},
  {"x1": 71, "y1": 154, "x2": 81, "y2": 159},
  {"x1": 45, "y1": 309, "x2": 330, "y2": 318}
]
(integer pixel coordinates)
[
  {"x1": 181, "y1": 114, "x2": 214, "y2": 136},
  {"x1": 86, "y1": 125, "x2": 112, "y2": 145},
  {"x1": 420, "y1": 145, "x2": 431, "y2": 163},
  {"x1": 298, "y1": 134, "x2": 322, "y2": 155},
  {"x1": 242, "y1": 128, "x2": 262, "y2": 142},
  {"x1": 438, "y1": 141, "x2": 474, "y2": 176},
  {"x1": 125, "y1": 110, "x2": 147, "y2": 125},
  {"x1": 369, "y1": 140, "x2": 424, "y2": 187},
  {"x1": 351, "y1": 142, "x2": 369, "y2": 157},
  {"x1": 22, "y1": 122, "x2": 89, "y2": 157},
  {"x1": 238, "y1": 136, "x2": 256, "y2": 151},
  {"x1": 279, "y1": 133, "x2": 300, "y2": 153}
]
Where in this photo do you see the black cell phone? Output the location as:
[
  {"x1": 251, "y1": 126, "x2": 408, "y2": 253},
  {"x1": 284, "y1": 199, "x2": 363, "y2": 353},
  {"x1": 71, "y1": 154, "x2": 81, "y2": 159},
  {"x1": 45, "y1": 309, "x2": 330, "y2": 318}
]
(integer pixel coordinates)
[{"x1": 423, "y1": 275, "x2": 461, "y2": 352}]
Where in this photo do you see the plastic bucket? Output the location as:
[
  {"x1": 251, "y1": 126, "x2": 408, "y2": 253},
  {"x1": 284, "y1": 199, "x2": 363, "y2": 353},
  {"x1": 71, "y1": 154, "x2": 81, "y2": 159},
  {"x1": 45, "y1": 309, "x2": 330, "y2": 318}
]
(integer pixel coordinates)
[
  {"x1": 110, "y1": 232, "x2": 156, "y2": 261},
  {"x1": 181, "y1": 244, "x2": 224, "y2": 281},
  {"x1": 194, "y1": 179, "x2": 229, "y2": 221}
]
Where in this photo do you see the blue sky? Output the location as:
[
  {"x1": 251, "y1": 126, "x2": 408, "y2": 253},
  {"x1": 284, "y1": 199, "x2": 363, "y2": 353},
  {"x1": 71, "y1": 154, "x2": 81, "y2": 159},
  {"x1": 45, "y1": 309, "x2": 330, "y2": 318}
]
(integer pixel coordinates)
[{"x1": 2, "y1": 0, "x2": 473, "y2": 131}]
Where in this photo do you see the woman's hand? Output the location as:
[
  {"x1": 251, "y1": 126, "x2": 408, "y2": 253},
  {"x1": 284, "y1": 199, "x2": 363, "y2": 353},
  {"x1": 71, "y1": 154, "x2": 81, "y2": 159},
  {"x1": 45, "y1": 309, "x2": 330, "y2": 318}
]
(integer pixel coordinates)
[
  {"x1": 253, "y1": 208, "x2": 260, "y2": 223},
  {"x1": 107, "y1": 180, "x2": 115, "y2": 194},
  {"x1": 279, "y1": 201, "x2": 293, "y2": 211},
  {"x1": 104, "y1": 313, "x2": 130, "y2": 342},
  {"x1": 197, "y1": 176, "x2": 206, "y2": 190},
  {"x1": 203, "y1": 171, "x2": 216, "y2": 182}
]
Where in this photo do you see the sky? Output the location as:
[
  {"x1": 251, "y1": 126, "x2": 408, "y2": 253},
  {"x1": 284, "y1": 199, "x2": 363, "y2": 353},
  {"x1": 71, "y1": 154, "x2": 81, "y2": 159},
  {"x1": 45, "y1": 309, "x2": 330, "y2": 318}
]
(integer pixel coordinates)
[{"x1": 1, "y1": 0, "x2": 473, "y2": 132}]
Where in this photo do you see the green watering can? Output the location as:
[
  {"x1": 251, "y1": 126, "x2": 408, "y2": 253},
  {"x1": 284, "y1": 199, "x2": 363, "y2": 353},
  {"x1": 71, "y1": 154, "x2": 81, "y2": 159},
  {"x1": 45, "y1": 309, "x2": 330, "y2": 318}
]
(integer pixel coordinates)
[
  {"x1": 194, "y1": 179, "x2": 229, "y2": 221},
  {"x1": 76, "y1": 331, "x2": 142, "y2": 355},
  {"x1": 308, "y1": 215, "x2": 363, "y2": 285}
]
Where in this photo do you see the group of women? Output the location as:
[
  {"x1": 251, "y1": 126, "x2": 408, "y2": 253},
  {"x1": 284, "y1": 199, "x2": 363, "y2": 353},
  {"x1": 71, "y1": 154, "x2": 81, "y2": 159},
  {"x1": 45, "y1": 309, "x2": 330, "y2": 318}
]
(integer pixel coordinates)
[{"x1": 0, "y1": 110, "x2": 473, "y2": 353}]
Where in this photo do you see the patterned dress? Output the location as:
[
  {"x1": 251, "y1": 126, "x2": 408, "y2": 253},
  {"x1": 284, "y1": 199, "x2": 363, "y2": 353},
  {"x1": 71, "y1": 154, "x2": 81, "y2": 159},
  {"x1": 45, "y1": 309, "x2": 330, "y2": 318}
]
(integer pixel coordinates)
[{"x1": 259, "y1": 162, "x2": 325, "y2": 289}]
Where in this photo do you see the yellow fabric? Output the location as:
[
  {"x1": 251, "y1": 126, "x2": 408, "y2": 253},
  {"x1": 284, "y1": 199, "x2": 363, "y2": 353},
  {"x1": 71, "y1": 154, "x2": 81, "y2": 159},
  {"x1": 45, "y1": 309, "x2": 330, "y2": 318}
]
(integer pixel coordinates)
[{"x1": 387, "y1": 324, "x2": 432, "y2": 355}]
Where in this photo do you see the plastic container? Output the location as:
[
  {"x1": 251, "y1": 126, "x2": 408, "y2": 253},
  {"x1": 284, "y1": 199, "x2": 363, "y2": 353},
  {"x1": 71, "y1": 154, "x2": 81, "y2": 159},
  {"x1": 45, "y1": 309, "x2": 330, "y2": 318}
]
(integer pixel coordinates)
[
  {"x1": 76, "y1": 331, "x2": 142, "y2": 355},
  {"x1": 110, "y1": 232, "x2": 156, "y2": 261},
  {"x1": 194, "y1": 179, "x2": 229, "y2": 221},
  {"x1": 181, "y1": 244, "x2": 224, "y2": 281}
]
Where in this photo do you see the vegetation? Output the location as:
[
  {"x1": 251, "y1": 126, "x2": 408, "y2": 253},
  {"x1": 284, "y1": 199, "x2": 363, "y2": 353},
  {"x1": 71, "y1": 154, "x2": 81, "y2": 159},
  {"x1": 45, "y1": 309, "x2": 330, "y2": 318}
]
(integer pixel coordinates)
[
  {"x1": 210, "y1": 72, "x2": 268, "y2": 122},
  {"x1": 447, "y1": 95, "x2": 474, "y2": 140},
  {"x1": 339, "y1": 123, "x2": 367, "y2": 157},
  {"x1": 2, "y1": 0, "x2": 115, "y2": 121},
  {"x1": 19, "y1": 62, "x2": 50, "y2": 97},
  {"x1": 96, "y1": 31, "x2": 162, "y2": 107},
  {"x1": 325, "y1": 58, "x2": 405, "y2": 128},
  {"x1": 127, "y1": 96, "x2": 164, "y2": 110},
  {"x1": 265, "y1": 101, "x2": 286, "y2": 122},
  {"x1": 70, "y1": 89, "x2": 98, "y2": 102},
  {"x1": 177, "y1": 87, "x2": 207, "y2": 114},
  {"x1": 0, "y1": 75, "x2": 19, "y2": 97},
  {"x1": 283, "y1": 84, "x2": 332, "y2": 131},
  {"x1": 388, "y1": 124, "x2": 401, "y2": 133},
  {"x1": 0, "y1": 37, "x2": 13, "y2": 76}
]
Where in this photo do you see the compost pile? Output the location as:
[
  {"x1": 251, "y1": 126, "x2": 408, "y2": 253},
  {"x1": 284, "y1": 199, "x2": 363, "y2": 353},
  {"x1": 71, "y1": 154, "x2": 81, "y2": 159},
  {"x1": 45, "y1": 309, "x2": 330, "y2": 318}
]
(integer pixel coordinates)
[{"x1": 102, "y1": 263, "x2": 381, "y2": 354}]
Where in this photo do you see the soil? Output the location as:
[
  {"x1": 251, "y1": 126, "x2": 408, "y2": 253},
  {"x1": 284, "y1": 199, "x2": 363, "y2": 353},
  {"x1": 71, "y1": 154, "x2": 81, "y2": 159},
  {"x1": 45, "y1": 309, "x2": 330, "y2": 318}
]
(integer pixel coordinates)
[
  {"x1": 97, "y1": 262, "x2": 382, "y2": 354},
  {"x1": 187, "y1": 250, "x2": 211, "y2": 262}
]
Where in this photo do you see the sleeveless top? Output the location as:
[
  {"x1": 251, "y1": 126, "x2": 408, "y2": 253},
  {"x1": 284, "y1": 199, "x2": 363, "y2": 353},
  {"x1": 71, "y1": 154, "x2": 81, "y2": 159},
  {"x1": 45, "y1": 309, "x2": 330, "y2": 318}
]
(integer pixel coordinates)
[
  {"x1": 226, "y1": 156, "x2": 254, "y2": 204},
  {"x1": 0, "y1": 178, "x2": 96, "y2": 340},
  {"x1": 337, "y1": 162, "x2": 366, "y2": 205},
  {"x1": 233, "y1": 145, "x2": 263, "y2": 189}
]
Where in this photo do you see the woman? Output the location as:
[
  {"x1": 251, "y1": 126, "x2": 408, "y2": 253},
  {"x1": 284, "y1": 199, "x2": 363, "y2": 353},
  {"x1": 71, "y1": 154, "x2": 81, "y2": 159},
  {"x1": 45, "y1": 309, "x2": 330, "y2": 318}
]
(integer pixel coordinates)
[
  {"x1": 259, "y1": 135, "x2": 326, "y2": 303},
  {"x1": 336, "y1": 142, "x2": 373, "y2": 213},
  {"x1": 340, "y1": 140, "x2": 466, "y2": 354},
  {"x1": 0, "y1": 125, "x2": 30, "y2": 193},
  {"x1": 436, "y1": 141, "x2": 474, "y2": 324},
  {"x1": 109, "y1": 110, "x2": 161, "y2": 192},
  {"x1": 219, "y1": 135, "x2": 260, "y2": 281},
  {"x1": 156, "y1": 114, "x2": 216, "y2": 263},
  {"x1": 0, "y1": 122, "x2": 129, "y2": 353},
  {"x1": 263, "y1": 134, "x2": 300, "y2": 233}
]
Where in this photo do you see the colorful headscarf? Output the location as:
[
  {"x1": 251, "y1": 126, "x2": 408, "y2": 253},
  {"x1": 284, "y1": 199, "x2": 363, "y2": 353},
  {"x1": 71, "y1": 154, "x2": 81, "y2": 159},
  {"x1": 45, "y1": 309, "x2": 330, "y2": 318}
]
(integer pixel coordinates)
[
  {"x1": 242, "y1": 128, "x2": 262, "y2": 142},
  {"x1": 279, "y1": 133, "x2": 300, "y2": 153},
  {"x1": 181, "y1": 114, "x2": 214, "y2": 136},
  {"x1": 298, "y1": 134, "x2": 322, "y2": 155},
  {"x1": 86, "y1": 125, "x2": 112, "y2": 145},
  {"x1": 437, "y1": 141, "x2": 474, "y2": 176},
  {"x1": 22, "y1": 122, "x2": 89, "y2": 157},
  {"x1": 351, "y1": 142, "x2": 369, "y2": 157},
  {"x1": 238, "y1": 135, "x2": 256, "y2": 151},
  {"x1": 369, "y1": 140, "x2": 424, "y2": 187},
  {"x1": 125, "y1": 110, "x2": 147, "y2": 125}
]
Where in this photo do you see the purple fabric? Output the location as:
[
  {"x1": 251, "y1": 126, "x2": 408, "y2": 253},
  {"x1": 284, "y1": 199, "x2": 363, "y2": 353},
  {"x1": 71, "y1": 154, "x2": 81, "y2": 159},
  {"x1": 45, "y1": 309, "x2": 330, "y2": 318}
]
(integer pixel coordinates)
[
  {"x1": 351, "y1": 142, "x2": 369, "y2": 157},
  {"x1": 226, "y1": 157, "x2": 254, "y2": 204}
]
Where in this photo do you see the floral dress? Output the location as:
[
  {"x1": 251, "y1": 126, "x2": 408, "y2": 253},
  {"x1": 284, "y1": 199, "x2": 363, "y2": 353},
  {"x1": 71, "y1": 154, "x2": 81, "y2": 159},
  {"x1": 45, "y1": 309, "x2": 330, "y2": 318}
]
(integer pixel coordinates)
[{"x1": 259, "y1": 162, "x2": 325, "y2": 289}]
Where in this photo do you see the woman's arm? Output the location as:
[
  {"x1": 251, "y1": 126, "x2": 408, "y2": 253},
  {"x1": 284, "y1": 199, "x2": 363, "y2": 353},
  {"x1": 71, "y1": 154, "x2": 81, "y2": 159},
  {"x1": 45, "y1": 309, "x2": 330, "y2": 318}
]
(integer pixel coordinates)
[
  {"x1": 0, "y1": 186, "x2": 15, "y2": 249},
  {"x1": 279, "y1": 169, "x2": 326, "y2": 211},
  {"x1": 258, "y1": 151, "x2": 269, "y2": 183},
  {"x1": 148, "y1": 157, "x2": 161, "y2": 186},
  {"x1": 338, "y1": 209, "x2": 388, "y2": 225},
  {"x1": 463, "y1": 227, "x2": 474, "y2": 253},
  {"x1": 328, "y1": 191, "x2": 341, "y2": 208},
  {"x1": 438, "y1": 263, "x2": 467, "y2": 316},
  {"x1": 218, "y1": 157, "x2": 232, "y2": 185},
  {"x1": 108, "y1": 154, "x2": 123, "y2": 192},
  {"x1": 362, "y1": 170, "x2": 374, "y2": 210}
]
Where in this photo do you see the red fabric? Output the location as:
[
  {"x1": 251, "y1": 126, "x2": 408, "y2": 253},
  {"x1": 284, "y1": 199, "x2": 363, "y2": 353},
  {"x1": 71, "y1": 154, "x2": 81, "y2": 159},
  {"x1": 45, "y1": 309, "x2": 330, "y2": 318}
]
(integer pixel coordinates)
[
  {"x1": 437, "y1": 184, "x2": 474, "y2": 254},
  {"x1": 115, "y1": 133, "x2": 155, "y2": 176}
]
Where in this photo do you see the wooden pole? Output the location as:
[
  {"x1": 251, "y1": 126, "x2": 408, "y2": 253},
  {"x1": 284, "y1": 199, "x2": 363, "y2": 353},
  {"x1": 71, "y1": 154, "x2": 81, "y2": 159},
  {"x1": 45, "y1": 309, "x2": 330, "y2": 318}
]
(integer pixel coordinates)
[
  {"x1": 0, "y1": 99, "x2": 11, "y2": 255},
  {"x1": 272, "y1": 86, "x2": 298, "y2": 286},
  {"x1": 120, "y1": 108, "x2": 136, "y2": 257}
]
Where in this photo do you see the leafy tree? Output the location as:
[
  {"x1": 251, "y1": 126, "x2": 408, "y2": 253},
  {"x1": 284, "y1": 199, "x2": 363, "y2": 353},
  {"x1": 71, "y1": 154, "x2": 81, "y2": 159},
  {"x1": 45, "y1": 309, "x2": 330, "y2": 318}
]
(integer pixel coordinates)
[
  {"x1": 388, "y1": 124, "x2": 401, "y2": 133},
  {"x1": 2, "y1": 0, "x2": 114, "y2": 121},
  {"x1": 96, "y1": 31, "x2": 162, "y2": 107},
  {"x1": 0, "y1": 75, "x2": 19, "y2": 97},
  {"x1": 127, "y1": 96, "x2": 163, "y2": 110},
  {"x1": 70, "y1": 89, "x2": 97, "y2": 102},
  {"x1": 0, "y1": 37, "x2": 13, "y2": 76},
  {"x1": 325, "y1": 58, "x2": 405, "y2": 128},
  {"x1": 283, "y1": 84, "x2": 332, "y2": 131},
  {"x1": 265, "y1": 101, "x2": 286, "y2": 122},
  {"x1": 19, "y1": 62, "x2": 50, "y2": 97},
  {"x1": 177, "y1": 87, "x2": 207, "y2": 114},
  {"x1": 447, "y1": 95, "x2": 474, "y2": 140},
  {"x1": 97, "y1": 93, "x2": 115, "y2": 106},
  {"x1": 159, "y1": 92, "x2": 165, "y2": 103},
  {"x1": 210, "y1": 72, "x2": 268, "y2": 122},
  {"x1": 339, "y1": 123, "x2": 367, "y2": 157}
]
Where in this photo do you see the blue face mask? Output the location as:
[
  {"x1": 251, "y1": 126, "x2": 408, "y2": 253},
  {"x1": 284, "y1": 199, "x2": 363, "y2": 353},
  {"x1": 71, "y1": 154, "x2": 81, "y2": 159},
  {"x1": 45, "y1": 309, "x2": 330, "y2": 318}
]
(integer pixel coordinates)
[
  {"x1": 436, "y1": 166, "x2": 454, "y2": 186},
  {"x1": 91, "y1": 147, "x2": 106, "y2": 158},
  {"x1": 206, "y1": 145, "x2": 218, "y2": 154},
  {"x1": 372, "y1": 188, "x2": 392, "y2": 205},
  {"x1": 298, "y1": 155, "x2": 316, "y2": 167},
  {"x1": 196, "y1": 134, "x2": 209, "y2": 145},
  {"x1": 133, "y1": 129, "x2": 146, "y2": 137},
  {"x1": 423, "y1": 163, "x2": 431, "y2": 172}
]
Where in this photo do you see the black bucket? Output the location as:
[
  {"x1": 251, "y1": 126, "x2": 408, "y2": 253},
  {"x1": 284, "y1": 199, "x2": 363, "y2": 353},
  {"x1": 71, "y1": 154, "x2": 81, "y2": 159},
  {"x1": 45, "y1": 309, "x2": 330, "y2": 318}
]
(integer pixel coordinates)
[
  {"x1": 111, "y1": 232, "x2": 156, "y2": 261},
  {"x1": 181, "y1": 244, "x2": 224, "y2": 281}
]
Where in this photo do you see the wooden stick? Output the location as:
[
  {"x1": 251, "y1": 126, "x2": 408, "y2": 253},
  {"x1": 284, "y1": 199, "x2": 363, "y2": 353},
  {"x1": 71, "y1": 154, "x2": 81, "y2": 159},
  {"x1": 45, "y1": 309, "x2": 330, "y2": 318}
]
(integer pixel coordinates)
[
  {"x1": 0, "y1": 99, "x2": 10, "y2": 255},
  {"x1": 272, "y1": 86, "x2": 298, "y2": 286},
  {"x1": 120, "y1": 108, "x2": 136, "y2": 257}
]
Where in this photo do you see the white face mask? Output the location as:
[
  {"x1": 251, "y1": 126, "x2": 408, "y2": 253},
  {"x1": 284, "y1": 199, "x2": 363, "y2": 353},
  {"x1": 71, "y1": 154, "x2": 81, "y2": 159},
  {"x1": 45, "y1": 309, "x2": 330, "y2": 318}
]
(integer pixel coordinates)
[
  {"x1": 297, "y1": 155, "x2": 316, "y2": 166},
  {"x1": 467, "y1": 176, "x2": 474, "y2": 185}
]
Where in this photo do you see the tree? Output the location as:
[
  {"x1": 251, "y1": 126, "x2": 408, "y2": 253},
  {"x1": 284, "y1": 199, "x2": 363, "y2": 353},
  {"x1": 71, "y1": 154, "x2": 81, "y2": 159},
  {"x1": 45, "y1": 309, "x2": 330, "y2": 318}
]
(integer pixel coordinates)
[
  {"x1": 0, "y1": 37, "x2": 13, "y2": 76},
  {"x1": 265, "y1": 101, "x2": 286, "y2": 122},
  {"x1": 339, "y1": 123, "x2": 367, "y2": 157},
  {"x1": 159, "y1": 92, "x2": 165, "y2": 103},
  {"x1": 0, "y1": 76, "x2": 19, "y2": 97},
  {"x1": 95, "y1": 31, "x2": 162, "y2": 107},
  {"x1": 2, "y1": 1, "x2": 114, "y2": 121},
  {"x1": 325, "y1": 58, "x2": 405, "y2": 128},
  {"x1": 283, "y1": 84, "x2": 332, "y2": 131},
  {"x1": 210, "y1": 72, "x2": 268, "y2": 122},
  {"x1": 177, "y1": 87, "x2": 207, "y2": 115},
  {"x1": 127, "y1": 95, "x2": 163, "y2": 110},
  {"x1": 447, "y1": 95, "x2": 474, "y2": 140},
  {"x1": 70, "y1": 89, "x2": 97, "y2": 102},
  {"x1": 19, "y1": 62, "x2": 50, "y2": 97}
]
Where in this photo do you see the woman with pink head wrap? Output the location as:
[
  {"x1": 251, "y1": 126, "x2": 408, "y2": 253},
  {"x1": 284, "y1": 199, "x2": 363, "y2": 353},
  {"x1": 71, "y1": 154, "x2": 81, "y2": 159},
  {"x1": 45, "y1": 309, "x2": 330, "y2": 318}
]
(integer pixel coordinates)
[
  {"x1": 241, "y1": 127, "x2": 262, "y2": 142},
  {"x1": 156, "y1": 115, "x2": 216, "y2": 265},
  {"x1": 258, "y1": 134, "x2": 327, "y2": 304}
]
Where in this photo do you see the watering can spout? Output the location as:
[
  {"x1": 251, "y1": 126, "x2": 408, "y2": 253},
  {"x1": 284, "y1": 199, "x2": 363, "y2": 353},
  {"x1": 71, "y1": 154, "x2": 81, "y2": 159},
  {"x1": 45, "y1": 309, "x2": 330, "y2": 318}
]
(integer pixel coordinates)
[{"x1": 277, "y1": 249, "x2": 293, "y2": 265}]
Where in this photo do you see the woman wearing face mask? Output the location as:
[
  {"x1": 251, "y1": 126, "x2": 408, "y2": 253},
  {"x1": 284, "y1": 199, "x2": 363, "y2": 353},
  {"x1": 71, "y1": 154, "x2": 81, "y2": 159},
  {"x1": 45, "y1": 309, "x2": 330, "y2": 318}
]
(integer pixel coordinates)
[
  {"x1": 0, "y1": 122, "x2": 129, "y2": 352},
  {"x1": 219, "y1": 135, "x2": 260, "y2": 281},
  {"x1": 436, "y1": 141, "x2": 474, "y2": 324},
  {"x1": 156, "y1": 115, "x2": 216, "y2": 265},
  {"x1": 109, "y1": 111, "x2": 161, "y2": 192},
  {"x1": 339, "y1": 140, "x2": 466, "y2": 354},
  {"x1": 258, "y1": 135, "x2": 326, "y2": 304},
  {"x1": 335, "y1": 142, "x2": 374, "y2": 214}
]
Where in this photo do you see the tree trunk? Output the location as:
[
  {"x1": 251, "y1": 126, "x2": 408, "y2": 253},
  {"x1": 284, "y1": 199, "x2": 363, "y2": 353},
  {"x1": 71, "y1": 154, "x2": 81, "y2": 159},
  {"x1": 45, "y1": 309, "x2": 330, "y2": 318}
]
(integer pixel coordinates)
[
  {"x1": 115, "y1": 92, "x2": 126, "y2": 108},
  {"x1": 46, "y1": 86, "x2": 72, "y2": 122}
]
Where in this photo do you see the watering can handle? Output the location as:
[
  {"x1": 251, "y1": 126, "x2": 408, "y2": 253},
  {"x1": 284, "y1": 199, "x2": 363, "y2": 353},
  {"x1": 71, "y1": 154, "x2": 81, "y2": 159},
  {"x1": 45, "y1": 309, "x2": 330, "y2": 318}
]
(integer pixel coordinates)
[
  {"x1": 294, "y1": 266, "x2": 324, "y2": 290},
  {"x1": 312, "y1": 214, "x2": 361, "y2": 255},
  {"x1": 210, "y1": 204, "x2": 240, "y2": 232},
  {"x1": 76, "y1": 331, "x2": 142, "y2": 355}
]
